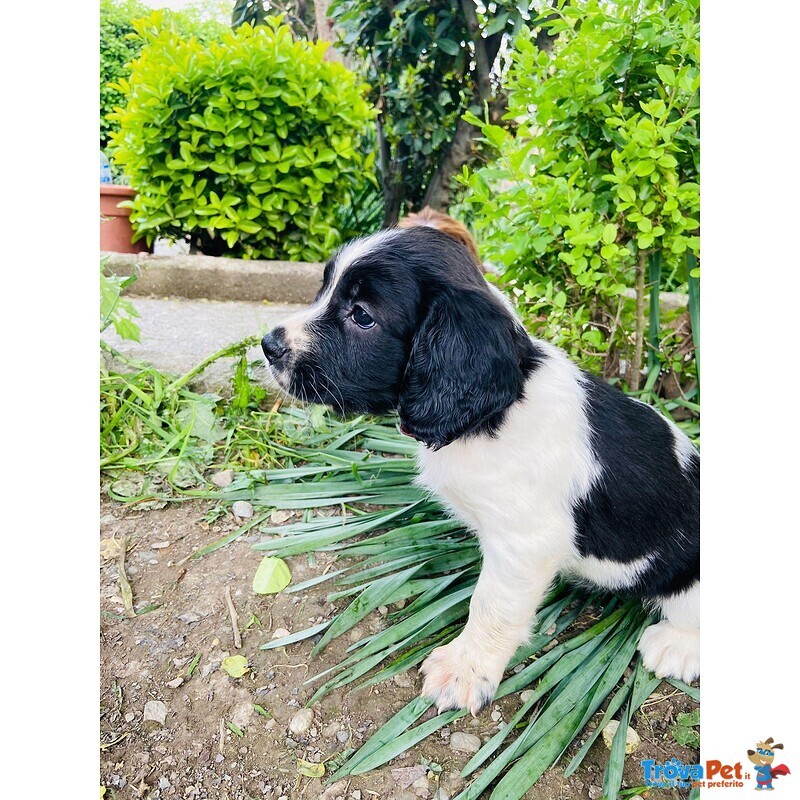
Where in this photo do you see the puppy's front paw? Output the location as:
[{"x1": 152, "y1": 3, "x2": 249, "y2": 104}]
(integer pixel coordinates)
[
  {"x1": 638, "y1": 620, "x2": 699, "y2": 683},
  {"x1": 420, "y1": 637, "x2": 503, "y2": 716}
]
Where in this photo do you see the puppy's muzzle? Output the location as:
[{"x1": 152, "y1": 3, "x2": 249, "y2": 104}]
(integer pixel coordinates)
[{"x1": 262, "y1": 328, "x2": 289, "y2": 365}]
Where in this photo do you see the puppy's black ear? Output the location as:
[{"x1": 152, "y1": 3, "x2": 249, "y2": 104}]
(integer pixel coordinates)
[{"x1": 398, "y1": 288, "x2": 537, "y2": 449}]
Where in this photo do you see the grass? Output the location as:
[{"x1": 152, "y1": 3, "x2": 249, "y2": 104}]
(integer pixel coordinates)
[{"x1": 100, "y1": 343, "x2": 700, "y2": 800}]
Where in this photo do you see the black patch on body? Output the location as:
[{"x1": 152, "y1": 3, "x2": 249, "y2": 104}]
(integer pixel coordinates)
[{"x1": 572, "y1": 375, "x2": 699, "y2": 598}]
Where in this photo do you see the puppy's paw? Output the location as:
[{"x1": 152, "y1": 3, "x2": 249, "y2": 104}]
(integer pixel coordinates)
[
  {"x1": 638, "y1": 620, "x2": 699, "y2": 683},
  {"x1": 420, "y1": 637, "x2": 503, "y2": 716}
]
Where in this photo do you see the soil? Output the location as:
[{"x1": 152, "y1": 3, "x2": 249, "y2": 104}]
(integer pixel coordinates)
[{"x1": 100, "y1": 500, "x2": 699, "y2": 800}]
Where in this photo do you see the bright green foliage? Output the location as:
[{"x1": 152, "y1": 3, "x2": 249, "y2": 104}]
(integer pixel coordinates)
[
  {"x1": 463, "y1": 0, "x2": 699, "y2": 379},
  {"x1": 100, "y1": 257, "x2": 140, "y2": 342},
  {"x1": 100, "y1": 0, "x2": 227, "y2": 149},
  {"x1": 100, "y1": 0, "x2": 149, "y2": 148},
  {"x1": 108, "y1": 15, "x2": 375, "y2": 260}
]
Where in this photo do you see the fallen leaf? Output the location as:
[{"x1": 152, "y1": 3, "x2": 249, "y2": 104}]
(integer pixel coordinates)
[
  {"x1": 252, "y1": 556, "x2": 292, "y2": 594},
  {"x1": 100, "y1": 538, "x2": 123, "y2": 560},
  {"x1": 221, "y1": 655, "x2": 249, "y2": 678},
  {"x1": 297, "y1": 759, "x2": 325, "y2": 778}
]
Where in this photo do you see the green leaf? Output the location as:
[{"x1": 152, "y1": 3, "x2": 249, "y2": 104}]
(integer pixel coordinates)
[
  {"x1": 252, "y1": 556, "x2": 292, "y2": 594},
  {"x1": 656, "y1": 64, "x2": 676, "y2": 85},
  {"x1": 601, "y1": 223, "x2": 617, "y2": 245},
  {"x1": 221, "y1": 655, "x2": 249, "y2": 678}
]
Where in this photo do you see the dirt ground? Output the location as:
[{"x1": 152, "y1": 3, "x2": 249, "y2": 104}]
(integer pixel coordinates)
[{"x1": 100, "y1": 500, "x2": 699, "y2": 800}]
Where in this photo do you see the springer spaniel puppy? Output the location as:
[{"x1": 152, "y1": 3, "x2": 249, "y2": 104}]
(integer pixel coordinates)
[{"x1": 261, "y1": 227, "x2": 700, "y2": 715}]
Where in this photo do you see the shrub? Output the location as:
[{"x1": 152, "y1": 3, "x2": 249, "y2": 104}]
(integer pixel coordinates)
[
  {"x1": 463, "y1": 0, "x2": 699, "y2": 391},
  {"x1": 100, "y1": 0, "x2": 149, "y2": 148},
  {"x1": 101, "y1": 1, "x2": 228, "y2": 149},
  {"x1": 109, "y1": 15, "x2": 375, "y2": 261}
]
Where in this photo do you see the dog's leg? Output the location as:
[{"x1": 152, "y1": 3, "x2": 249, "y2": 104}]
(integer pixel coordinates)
[
  {"x1": 638, "y1": 580, "x2": 700, "y2": 683},
  {"x1": 420, "y1": 549, "x2": 557, "y2": 715}
]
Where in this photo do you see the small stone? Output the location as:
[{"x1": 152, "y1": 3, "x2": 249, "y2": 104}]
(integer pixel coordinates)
[
  {"x1": 320, "y1": 782, "x2": 349, "y2": 800},
  {"x1": 412, "y1": 776, "x2": 429, "y2": 791},
  {"x1": 125, "y1": 712, "x2": 135, "y2": 723},
  {"x1": 143, "y1": 700, "x2": 167, "y2": 725},
  {"x1": 449, "y1": 732, "x2": 481, "y2": 754},
  {"x1": 289, "y1": 708, "x2": 314, "y2": 735},
  {"x1": 322, "y1": 721, "x2": 340, "y2": 738},
  {"x1": 166, "y1": 678, "x2": 184, "y2": 689},
  {"x1": 588, "y1": 786, "x2": 603, "y2": 800},
  {"x1": 271, "y1": 628, "x2": 291, "y2": 639},
  {"x1": 519, "y1": 690, "x2": 534, "y2": 703},
  {"x1": 269, "y1": 509, "x2": 293, "y2": 524},
  {"x1": 177, "y1": 612, "x2": 202, "y2": 624},
  {"x1": 490, "y1": 710, "x2": 502, "y2": 722},
  {"x1": 336, "y1": 729, "x2": 350, "y2": 744},
  {"x1": 393, "y1": 671, "x2": 413, "y2": 689},
  {"x1": 378, "y1": 605, "x2": 388, "y2": 615},
  {"x1": 351, "y1": 792, "x2": 362, "y2": 800},
  {"x1": 211, "y1": 469, "x2": 234, "y2": 488},
  {"x1": 232, "y1": 500, "x2": 254, "y2": 519},
  {"x1": 433, "y1": 790, "x2": 450, "y2": 800},
  {"x1": 392, "y1": 766, "x2": 428, "y2": 789},
  {"x1": 158, "y1": 777, "x2": 171, "y2": 790},
  {"x1": 601, "y1": 720, "x2": 641, "y2": 754},
  {"x1": 215, "y1": 753, "x2": 225, "y2": 764},
  {"x1": 151, "y1": 541, "x2": 171, "y2": 549}
]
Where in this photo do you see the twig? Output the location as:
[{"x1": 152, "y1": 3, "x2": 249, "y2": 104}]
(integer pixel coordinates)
[
  {"x1": 224, "y1": 585, "x2": 242, "y2": 649},
  {"x1": 117, "y1": 535, "x2": 136, "y2": 619},
  {"x1": 218, "y1": 718, "x2": 226, "y2": 755}
]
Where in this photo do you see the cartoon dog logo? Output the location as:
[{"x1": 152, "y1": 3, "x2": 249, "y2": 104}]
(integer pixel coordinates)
[{"x1": 747, "y1": 738, "x2": 791, "y2": 790}]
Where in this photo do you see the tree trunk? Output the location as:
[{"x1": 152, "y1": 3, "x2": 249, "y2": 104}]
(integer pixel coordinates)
[
  {"x1": 421, "y1": 118, "x2": 482, "y2": 211},
  {"x1": 313, "y1": 0, "x2": 350, "y2": 66},
  {"x1": 377, "y1": 115, "x2": 404, "y2": 227}
]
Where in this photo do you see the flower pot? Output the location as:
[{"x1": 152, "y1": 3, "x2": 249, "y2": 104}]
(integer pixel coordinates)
[{"x1": 100, "y1": 184, "x2": 151, "y2": 254}]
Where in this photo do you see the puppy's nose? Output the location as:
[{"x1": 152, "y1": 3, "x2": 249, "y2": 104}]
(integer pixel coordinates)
[{"x1": 262, "y1": 329, "x2": 288, "y2": 363}]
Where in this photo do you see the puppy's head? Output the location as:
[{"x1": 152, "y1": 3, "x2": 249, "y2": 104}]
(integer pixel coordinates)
[{"x1": 262, "y1": 227, "x2": 539, "y2": 448}]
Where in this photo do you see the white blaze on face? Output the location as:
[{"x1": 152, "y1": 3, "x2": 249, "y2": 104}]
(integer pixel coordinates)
[{"x1": 280, "y1": 230, "x2": 401, "y2": 354}]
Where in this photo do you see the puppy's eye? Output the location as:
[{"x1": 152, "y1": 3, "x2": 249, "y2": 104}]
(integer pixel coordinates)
[{"x1": 351, "y1": 305, "x2": 376, "y2": 329}]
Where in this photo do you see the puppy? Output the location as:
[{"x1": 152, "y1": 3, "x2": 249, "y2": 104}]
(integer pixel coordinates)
[{"x1": 262, "y1": 227, "x2": 699, "y2": 715}]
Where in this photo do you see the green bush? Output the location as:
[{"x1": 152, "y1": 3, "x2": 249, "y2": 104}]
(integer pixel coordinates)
[
  {"x1": 101, "y1": 1, "x2": 228, "y2": 149},
  {"x1": 463, "y1": 0, "x2": 699, "y2": 388},
  {"x1": 109, "y1": 15, "x2": 375, "y2": 261},
  {"x1": 100, "y1": 0, "x2": 149, "y2": 148}
]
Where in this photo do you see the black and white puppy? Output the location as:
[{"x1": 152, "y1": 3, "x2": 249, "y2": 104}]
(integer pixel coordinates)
[{"x1": 262, "y1": 227, "x2": 699, "y2": 715}]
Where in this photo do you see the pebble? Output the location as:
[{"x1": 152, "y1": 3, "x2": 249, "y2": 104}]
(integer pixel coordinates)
[
  {"x1": 232, "y1": 500, "x2": 254, "y2": 518},
  {"x1": 588, "y1": 786, "x2": 603, "y2": 799},
  {"x1": 490, "y1": 710, "x2": 502, "y2": 722},
  {"x1": 601, "y1": 721, "x2": 641, "y2": 754},
  {"x1": 336, "y1": 729, "x2": 351, "y2": 743},
  {"x1": 211, "y1": 469, "x2": 234, "y2": 487},
  {"x1": 433, "y1": 790, "x2": 450, "y2": 800},
  {"x1": 215, "y1": 753, "x2": 224, "y2": 764},
  {"x1": 289, "y1": 708, "x2": 314, "y2": 735},
  {"x1": 125, "y1": 712, "x2": 135, "y2": 723},
  {"x1": 143, "y1": 700, "x2": 167, "y2": 725},
  {"x1": 151, "y1": 541, "x2": 170, "y2": 549},
  {"x1": 449, "y1": 732, "x2": 481, "y2": 754},
  {"x1": 378, "y1": 605, "x2": 388, "y2": 615},
  {"x1": 271, "y1": 628, "x2": 290, "y2": 639},
  {"x1": 177, "y1": 612, "x2": 202, "y2": 624},
  {"x1": 269, "y1": 509, "x2": 293, "y2": 524},
  {"x1": 352, "y1": 792, "x2": 362, "y2": 800},
  {"x1": 393, "y1": 671, "x2": 413, "y2": 689},
  {"x1": 166, "y1": 678, "x2": 184, "y2": 689},
  {"x1": 322, "y1": 721, "x2": 340, "y2": 738},
  {"x1": 158, "y1": 777, "x2": 171, "y2": 790},
  {"x1": 320, "y1": 782, "x2": 349, "y2": 800},
  {"x1": 519, "y1": 690, "x2": 534, "y2": 703}
]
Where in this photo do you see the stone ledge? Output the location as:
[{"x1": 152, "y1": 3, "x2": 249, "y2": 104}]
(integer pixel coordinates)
[{"x1": 103, "y1": 252, "x2": 323, "y2": 304}]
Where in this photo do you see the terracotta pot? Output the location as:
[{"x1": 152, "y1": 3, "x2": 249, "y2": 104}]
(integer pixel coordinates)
[{"x1": 100, "y1": 184, "x2": 151, "y2": 254}]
